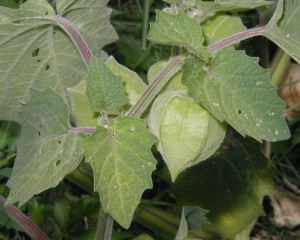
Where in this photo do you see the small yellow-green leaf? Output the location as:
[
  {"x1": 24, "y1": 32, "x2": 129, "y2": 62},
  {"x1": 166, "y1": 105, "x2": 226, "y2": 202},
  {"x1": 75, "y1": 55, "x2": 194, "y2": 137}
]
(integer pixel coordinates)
[
  {"x1": 81, "y1": 117, "x2": 157, "y2": 228},
  {"x1": 106, "y1": 56, "x2": 146, "y2": 110},
  {"x1": 7, "y1": 88, "x2": 83, "y2": 206},
  {"x1": 85, "y1": 57, "x2": 129, "y2": 114},
  {"x1": 148, "y1": 61, "x2": 189, "y2": 94},
  {"x1": 202, "y1": 14, "x2": 246, "y2": 45},
  {"x1": 148, "y1": 10, "x2": 210, "y2": 60},
  {"x1": 149, "y1": 90, "x2": 226, "y2": 181},
  {"x1": 68, "y1": 81, "x2": 100, "y2": 127}
]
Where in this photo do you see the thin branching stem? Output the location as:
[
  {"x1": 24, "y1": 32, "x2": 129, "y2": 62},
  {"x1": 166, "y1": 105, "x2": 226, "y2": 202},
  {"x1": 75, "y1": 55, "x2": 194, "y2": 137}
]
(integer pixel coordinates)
[{"x1": 207, "y1": 26, "x2": 267, "y2": 54}]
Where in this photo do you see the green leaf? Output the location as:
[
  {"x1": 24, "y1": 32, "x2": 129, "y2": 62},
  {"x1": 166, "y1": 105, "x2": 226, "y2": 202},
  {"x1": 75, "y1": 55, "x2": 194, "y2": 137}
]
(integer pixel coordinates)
[
  {"x1": 85, "y1": 57, "x2": 129, "y2": 114},
  {"x1": 182, "y1": 47, "x2": 290, "y2": 142},
  {"x1": 201, "y1": 13, "x2": 246, "y2": 45},
  {"x1": 148, "y1": 10, "x2": 209, "y2": 59},
  {"x1": 0, "y1": 0, "x2": 118, "y2": 122},
  {"x1": 68, "y1": 81, "x2": 100, "y2": 127},
  {"x1": 172, "y1": 135, "x2": 274, "y2": 239},
  {"x1": 175, "y1": 207, "x2": 208, "y2": 240},
  {"x1": 81, "y1": 117, "x2": 157, "y2": 228},
  {"x1": 149, "y1": 90, "x2": 226, "y2": 181},
  {"x1": 106, "y1": 56, "x2": 147, "y2": 110},
  {"x1": 7, "y1": 88, "x2": 83, "y2": 206},
  {"x1": 264, "y1": 0, "x2": 300, "y2": 63},
  {"x1": 182, "y1": 0, "x2": 272, "y2": 22}
]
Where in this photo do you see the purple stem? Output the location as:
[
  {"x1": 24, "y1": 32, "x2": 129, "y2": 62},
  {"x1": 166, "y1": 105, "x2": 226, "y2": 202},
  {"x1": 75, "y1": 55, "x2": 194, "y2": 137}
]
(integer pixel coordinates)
[
  {"x1": 207, "y1": 26, "x2": 267, "y2": 54},
  {"x1": 0, "y1": 196, "x2": 49, "y2": 240},
  {"x1": 56, "y1": 15, "x2": 93, "y2": 65}
]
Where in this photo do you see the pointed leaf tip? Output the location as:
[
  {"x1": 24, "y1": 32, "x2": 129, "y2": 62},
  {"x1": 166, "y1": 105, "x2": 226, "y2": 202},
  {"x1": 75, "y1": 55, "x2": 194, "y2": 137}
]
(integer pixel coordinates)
[
  {"x1": 82, "y1": 116, "x2": 157, "y2": 228},
  {"x1": 182, "y1": 47, "x2": 290, "y2": 142}
]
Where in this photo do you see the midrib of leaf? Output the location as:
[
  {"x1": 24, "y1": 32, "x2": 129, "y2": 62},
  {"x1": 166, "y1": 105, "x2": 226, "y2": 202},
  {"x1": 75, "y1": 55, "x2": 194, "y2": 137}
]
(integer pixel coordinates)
[{"x1": 47, "y1": 26, "x2": 64, "y2": 95}]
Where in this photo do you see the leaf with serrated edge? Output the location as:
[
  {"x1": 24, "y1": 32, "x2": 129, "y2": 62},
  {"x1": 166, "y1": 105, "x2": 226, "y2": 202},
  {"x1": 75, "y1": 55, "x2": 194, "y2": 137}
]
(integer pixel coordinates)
[
  {"x1": 81, "y1": 117, "x2": 157, "y2": 228},
  {"x1": 175, "y1": 206, "x2": 209, "y2": 240},
  {"x1": 182, "y1": 47, "x2": 290, "y2": 142},
  {"x1": 106, "y1": 56, "x2": 147, "y2": 110},
  {"x1": 7, "y1": 88, "x2": 83, "y2": 206},
  {"x1": 0, "y1": 0, "x2": 118, "y2": 122},
  {"x1": 148, "y1": 10, "x2": 209, "y2": 59},
  {"x1": 264, "y1": 0, "x2": 300, "y2": 63},
  {"x1": 85, "y1": 57, "x2": 129, "y2": 114},
  {"x1": 172, "y1": 135, "x2": 274, "y2": 239}
]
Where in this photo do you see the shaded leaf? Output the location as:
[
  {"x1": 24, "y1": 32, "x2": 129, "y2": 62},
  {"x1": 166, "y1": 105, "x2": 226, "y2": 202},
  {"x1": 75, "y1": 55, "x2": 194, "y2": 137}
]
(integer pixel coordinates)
[
  {"x1": 265, "y1": 0, "x2": 300, "y2": 63},
  {"x1": 148, "y1": 10, "x2": 209, "y2": 59},
  {"x1": 85, "y1": 57, "x2": 129, "y2": 114},
  {"x1": 175, "y1": 206, "x2": 208, "y2": 240},
  {"x1": 182, "y1": 47, "x2": 290, "y2": 142},
  {"x1": 81, "y1": 117, "x2": 157, "y2": 228},
  {"x1": 0, "y1": 0, "x2": 118, "y2": 122},
  {"x1": 172, "y1": 135, "x2": 274, "y2": 239},
  {"x1": 7, "y1": 88, "x2": 83, "y2": 206}
]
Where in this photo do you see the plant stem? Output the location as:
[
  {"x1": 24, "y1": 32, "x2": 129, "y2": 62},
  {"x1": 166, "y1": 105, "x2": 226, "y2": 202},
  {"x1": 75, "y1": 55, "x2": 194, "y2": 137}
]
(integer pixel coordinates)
[
  {"x1": 270, "y1": 49, "x2": 291, "y2": 86},
  {"x1": 142, "y1": 0, "x2": 151, "y2": 50},
  {"x1": 0, "y1": 196, "x2": 49, "y2": 240},
  {"x1": 207, "y1": 26, "x2": 267, "y2": 54},
  {"x1": 127, "y1": 55, "x2": 185, "y2": 118},
  {"x1": 56, "y1": 15, "x2": 93, "y2": 66},
  {"x1": 96, "y1": 206, "x2": 114, "y2": 240}
]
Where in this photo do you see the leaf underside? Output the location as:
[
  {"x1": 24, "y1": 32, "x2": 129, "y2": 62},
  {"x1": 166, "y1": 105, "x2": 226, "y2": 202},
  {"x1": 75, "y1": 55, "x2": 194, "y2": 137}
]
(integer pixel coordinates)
[
  {"x1": 7, "y1": 88, "x2": 83, "y2": 206},
  {"x1": 182, "y1": 47, "x2": 290, "y2": 142},
  {"x1": 81, "y1": 117, "x2": 157, "y2": 228},
  {"x1": 0, "y1": 0, "x2": 118, "y2": 122}
]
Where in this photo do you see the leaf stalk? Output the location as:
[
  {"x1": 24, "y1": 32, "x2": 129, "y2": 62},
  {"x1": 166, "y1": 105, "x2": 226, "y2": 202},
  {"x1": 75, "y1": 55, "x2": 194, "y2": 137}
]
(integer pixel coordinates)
[
  {"x1": 56, "y1": 15, "x2": 93, "y2": 65},
  {"x1": 127, "y1": 55, "x2": 185, "y2": 118}
]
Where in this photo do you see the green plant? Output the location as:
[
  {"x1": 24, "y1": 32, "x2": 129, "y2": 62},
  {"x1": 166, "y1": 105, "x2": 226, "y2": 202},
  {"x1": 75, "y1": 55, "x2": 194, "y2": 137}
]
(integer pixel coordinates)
[{"x1": 0, "y1": 0, "x2": 300, "y2": 239}]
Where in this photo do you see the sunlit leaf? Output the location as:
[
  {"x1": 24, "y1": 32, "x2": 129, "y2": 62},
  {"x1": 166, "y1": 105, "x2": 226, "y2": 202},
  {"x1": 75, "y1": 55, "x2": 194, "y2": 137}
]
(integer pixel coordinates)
[
  {"x1": 81, "y1": 117, "x2": 157, "y2": 228},
  {"x1": 85, "y1": 57, "x2": 129, "y2": 114},
  {"x1": 148, "y1": 10, "x2": 209, "y2": 59},
  {"x1": 182, "y1": 47, "x2": 290, "y2": 142}
]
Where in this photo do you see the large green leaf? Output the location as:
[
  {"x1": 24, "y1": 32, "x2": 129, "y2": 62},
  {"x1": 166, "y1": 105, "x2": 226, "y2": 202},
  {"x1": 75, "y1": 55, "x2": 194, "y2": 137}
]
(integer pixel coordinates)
[
  {"x1": 182, "y1": 47, "x2": 290, "y2": 142},
  {"x1": 172, "y1": 135, "x2": 274, "y2": 239},
  {"x1": 81, "y1": 117, "x2": 157, "y2": 228},
  {"x1": 7, "y1": 88, "x2": 83, "y2": 206},
  {"x1": 0, "y1": 0, "x2": 118, "y2": 122},
  {"x1": 85, "y1": 57, "x2": 129, "y2": 115},
  {"x1": 148, "y1": 10, "x2": 209, "y2": 59},
  {"x1": 264, "y1": 0, "x2": 300, "y2": 63}
]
